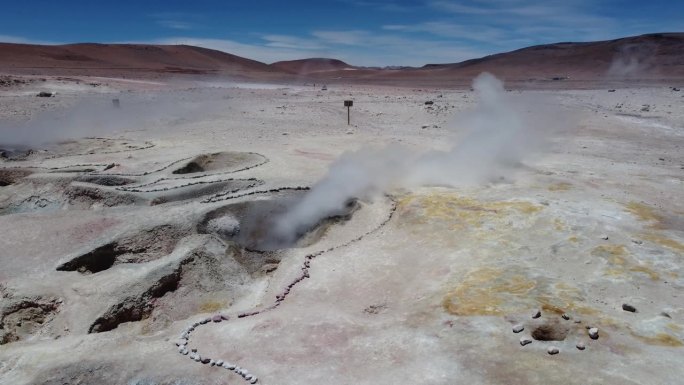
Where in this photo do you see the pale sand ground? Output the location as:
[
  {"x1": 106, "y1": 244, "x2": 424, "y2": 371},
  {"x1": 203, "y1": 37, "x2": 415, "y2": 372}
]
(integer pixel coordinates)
[{"x1": 0, "y1": 77, "x2": 682, "y2": 384}]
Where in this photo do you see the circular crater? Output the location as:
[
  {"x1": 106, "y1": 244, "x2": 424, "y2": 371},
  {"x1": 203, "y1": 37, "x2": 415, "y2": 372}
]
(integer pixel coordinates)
[
  {"x1": 172, "y1": 152, "x2": 265, "y2": 174},
  {"x1": 198, "y1": 191, "x2": 358, "y2": 252},
  {"x1": 531, "y1": 321, "x2": 570, "y2": 341}
]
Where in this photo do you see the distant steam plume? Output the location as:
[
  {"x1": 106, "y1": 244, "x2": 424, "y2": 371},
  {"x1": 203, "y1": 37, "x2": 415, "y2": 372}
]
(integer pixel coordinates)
[
  {"x1": 270, "y1": 72, "x2": 567, "y2": 244},
  {"x1": 607, "y1": 42, "x2": 656, "y2": 77},
  {"x1": 0, "y1": 91, "x2": 230, "y2": 149}
]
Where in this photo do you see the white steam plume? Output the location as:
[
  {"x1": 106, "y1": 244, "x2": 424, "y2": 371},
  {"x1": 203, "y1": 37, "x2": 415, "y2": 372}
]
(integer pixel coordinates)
[
  {"x1": 606, "y1": 42, "x2": 656, "y2": 78},
  {"x1": 0, "y1": 90, "x2": 232, "y2": 148},
  {"x1": 270, "y1": 72, "x2": 567, "y2": 244}
]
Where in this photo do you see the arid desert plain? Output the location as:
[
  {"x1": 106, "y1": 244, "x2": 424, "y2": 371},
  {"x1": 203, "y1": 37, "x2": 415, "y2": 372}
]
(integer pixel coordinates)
[{"x1": 1, "y1": 46, "x2": 683, "y2": 384}]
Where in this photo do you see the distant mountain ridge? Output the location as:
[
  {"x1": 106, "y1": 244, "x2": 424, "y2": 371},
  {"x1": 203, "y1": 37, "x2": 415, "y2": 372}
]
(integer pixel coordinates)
[
  {"x1": 0, "y1": 42, "x2": 284, "y2": 78},
  {"x1": 0, "y1": 33, "x2": 683, "y2": 85}
]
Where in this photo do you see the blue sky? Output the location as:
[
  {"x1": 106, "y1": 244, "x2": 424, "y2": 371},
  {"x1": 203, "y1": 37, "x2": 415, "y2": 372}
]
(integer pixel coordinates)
[{"x1": 1, "y1": 0, "x2": 682, "y2": 66}]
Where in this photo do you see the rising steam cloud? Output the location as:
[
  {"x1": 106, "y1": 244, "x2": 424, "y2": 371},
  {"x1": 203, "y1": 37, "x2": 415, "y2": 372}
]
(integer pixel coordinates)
[
  {"x1": 606, "y1": 43, "x2": 656, "y2": 77},
  {"x1": 0, "y1": 91, "x2": 231, "y2": 149},
  {"x1": 270, "y1": 72, "x2": 565, "y2": 244}
]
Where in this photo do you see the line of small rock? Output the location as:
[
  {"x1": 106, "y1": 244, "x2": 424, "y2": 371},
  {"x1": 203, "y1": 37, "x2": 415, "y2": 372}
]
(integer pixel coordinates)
[
  {"x1": 92, "y1": 157, "x2": 195, "y2": 177},
  {"x1": 108, "y1": 152, "x2": 268, "y2": 184},
  {"x1": 175, "y1": 196, "x2": 397, "y2": 383},
  {"x1": 0, "y1": 163, "x2": 111, "y2": 171},
  {"x1": 201, "y1": 186, "x2": 310, "y2": 204},
  {"x1": 116, "y1": 178, "x2": 263, "y2": 193}
]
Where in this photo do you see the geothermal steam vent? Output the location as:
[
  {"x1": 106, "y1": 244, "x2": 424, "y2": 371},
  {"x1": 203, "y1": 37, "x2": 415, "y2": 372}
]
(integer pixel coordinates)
[{"x1": 198, "y1": 190, "x2": 359, "y2": 252}]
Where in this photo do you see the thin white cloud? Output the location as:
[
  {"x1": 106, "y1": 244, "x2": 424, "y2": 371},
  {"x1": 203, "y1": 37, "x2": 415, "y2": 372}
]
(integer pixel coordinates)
[
  {"x1": 261, "y1": 34, "x2": 324, "y2": 50},
  {"x1": 152, "y1": 30, "x2": 489, "y2": 67},
  {"x1": 343, "y1": 0, "x2": 420, "y2": 12},
  {"x1": 157, "y1": 20, "x2": 194, "y2": 30},
  {"x1": 382, "y1": 22, "x2": 506, "y2": 43},
  {"x1": 0, "y1": 35, "x2": 59, "y2": 45},
  {"x1": 389, "y1": 0, "x2": 646, "y2": 47},
  {"x1": 150, "y1": 12, "x2": 202, "y2": 30},
  {"x1": 311, "y1": 30, "x2": 369, "y2": 46}
]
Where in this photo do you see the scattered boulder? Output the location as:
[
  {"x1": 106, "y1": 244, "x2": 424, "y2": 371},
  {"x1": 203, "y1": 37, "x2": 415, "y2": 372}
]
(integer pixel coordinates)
[{"x1": 588, "y1": 327, "x2": 599, "y2": 340}]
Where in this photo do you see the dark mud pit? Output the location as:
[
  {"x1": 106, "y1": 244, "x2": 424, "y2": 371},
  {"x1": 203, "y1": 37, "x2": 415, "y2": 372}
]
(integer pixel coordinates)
[
  {"x1": 172, "y1": 152, "x2": 265, "y2": 174},
  {"x1": 75, "y1": 175, "x2": 136, "y2": 186}
]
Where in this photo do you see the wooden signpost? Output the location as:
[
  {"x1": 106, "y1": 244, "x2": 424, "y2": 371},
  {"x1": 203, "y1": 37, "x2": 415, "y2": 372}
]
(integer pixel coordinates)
[{"x1": 344, "y1": 100, "x2": 353, "y2": 125}]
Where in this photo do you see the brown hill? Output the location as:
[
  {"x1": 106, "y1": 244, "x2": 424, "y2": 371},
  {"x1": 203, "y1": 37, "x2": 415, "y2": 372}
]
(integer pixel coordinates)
[
  {"x1": 270, "y1": 58, "x2": 353, "y2": 74},
  {"x1": 1, "y1": 33, "x2": 682, "y2": 87},
  {"x1": 427, "y1": 33, "x2": 682, "y2": 77},
  {"x1": 351, "y1": 33, "x2": 684, "y2": 86},
  {"x1": 0, "y1": 43, "x2": 287, "y2": 79}
]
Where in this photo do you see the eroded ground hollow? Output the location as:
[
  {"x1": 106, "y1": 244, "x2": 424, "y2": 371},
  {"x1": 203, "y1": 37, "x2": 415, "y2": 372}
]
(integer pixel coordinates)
[
  {"x1": 172, "y1": 151, "x2": 263, "y2": 174},
  {"x1": 75, "y1": 175, "x2": 136, "y2": 186},
  {"x1": 0, "y1": 297, "x2": 61, "y2": 344},
  {"x1": 0, "y1": 168, "x2": 33, "y2": 186},
  {"x1": 56, "y1": 225, "x2": 190, "y2": 274},
  {"x1": 198, "y1": 191, "x2": 359, "y2": 252}
]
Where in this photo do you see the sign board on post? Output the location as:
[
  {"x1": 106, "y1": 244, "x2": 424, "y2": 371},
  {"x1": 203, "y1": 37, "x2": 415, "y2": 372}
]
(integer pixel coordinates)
[{"x1": 344, "y1": 100, "x2": 353, "y2": 125}]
